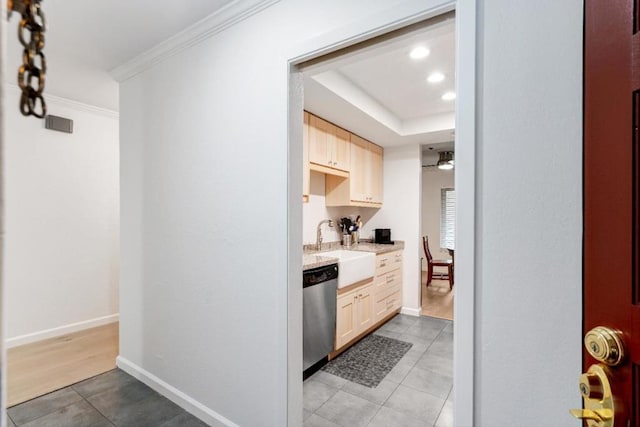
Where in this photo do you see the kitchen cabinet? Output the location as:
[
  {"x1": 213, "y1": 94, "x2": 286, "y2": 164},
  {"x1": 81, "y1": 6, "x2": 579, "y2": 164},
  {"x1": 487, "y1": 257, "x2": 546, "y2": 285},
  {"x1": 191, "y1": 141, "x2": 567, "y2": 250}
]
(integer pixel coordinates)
[
  {"x1": 303, "y1": 112, "x2": 310, "y2": 202},
  {"x1": 308, "y1": 114, "x2": 350, "y2": 174},
  {"x1": 331, "y1": 249, "x2": 404, "y2": 356},
  {"x1": 372, "y1": 251, "x2": 403, "y2": 323},
  {"x1": 335, "y1": 282, "x2": 373, "y2": 350},
  {"x1": 325, "y1": 134, "x2": 383, "y2": 207}
]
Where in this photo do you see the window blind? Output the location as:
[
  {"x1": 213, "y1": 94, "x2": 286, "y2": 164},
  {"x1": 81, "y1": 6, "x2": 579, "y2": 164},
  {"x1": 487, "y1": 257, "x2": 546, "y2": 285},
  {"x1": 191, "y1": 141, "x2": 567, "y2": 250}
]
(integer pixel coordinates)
[{"x1": 440, "y1": 188, "x2": 456, "y2": 250}]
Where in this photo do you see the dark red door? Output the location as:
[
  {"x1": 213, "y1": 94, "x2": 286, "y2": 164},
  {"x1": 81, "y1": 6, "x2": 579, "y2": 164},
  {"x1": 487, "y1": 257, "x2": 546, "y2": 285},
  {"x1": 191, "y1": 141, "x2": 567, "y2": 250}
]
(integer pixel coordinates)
[{"x1": 584, "y1": 0, "x2": 640, "y2": 425}]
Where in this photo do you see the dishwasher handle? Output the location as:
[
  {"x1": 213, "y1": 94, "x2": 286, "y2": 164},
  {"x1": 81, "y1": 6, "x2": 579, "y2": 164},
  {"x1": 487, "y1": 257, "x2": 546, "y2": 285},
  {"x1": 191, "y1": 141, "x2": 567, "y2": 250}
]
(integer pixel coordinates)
[{"x1": 303, "y1": 264, "x2": 338, "y2": 288}]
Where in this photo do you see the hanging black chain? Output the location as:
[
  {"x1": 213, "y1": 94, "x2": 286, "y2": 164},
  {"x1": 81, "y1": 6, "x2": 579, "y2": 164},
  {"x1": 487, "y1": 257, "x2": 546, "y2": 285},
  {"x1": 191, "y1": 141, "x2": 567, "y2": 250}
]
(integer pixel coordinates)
[{"x1": 10, "y1": 0, "x2": 47, "y2": 118}]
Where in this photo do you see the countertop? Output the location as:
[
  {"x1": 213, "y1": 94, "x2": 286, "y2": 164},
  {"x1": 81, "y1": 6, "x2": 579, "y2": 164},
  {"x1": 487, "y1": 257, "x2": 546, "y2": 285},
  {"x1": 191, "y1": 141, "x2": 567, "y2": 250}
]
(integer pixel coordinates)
[{"x1": 303, "y1": 240, "x2": 404, "y2": 271}]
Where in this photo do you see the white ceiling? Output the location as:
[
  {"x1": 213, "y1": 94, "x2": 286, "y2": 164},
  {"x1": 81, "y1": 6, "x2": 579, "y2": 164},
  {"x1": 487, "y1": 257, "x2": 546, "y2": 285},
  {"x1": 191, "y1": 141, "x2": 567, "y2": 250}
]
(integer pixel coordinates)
[
  {"x1": 5, "y1": 0, "x2": 234, "y2": 110},
  {"x1": 302, "y1": 12, "x2": 456, "y2": 150},
  {"x1": 43, "y1": 0, "x2": 233, "y2": 70}
]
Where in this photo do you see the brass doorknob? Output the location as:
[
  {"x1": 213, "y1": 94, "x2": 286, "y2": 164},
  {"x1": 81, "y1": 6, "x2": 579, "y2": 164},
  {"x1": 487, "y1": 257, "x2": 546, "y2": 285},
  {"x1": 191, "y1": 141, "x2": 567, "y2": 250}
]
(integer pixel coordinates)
[
  {"x1": 584, "y1": 326, "x2": 625, "y2": 366},
  {"x1": 570, "y1": 408, "x2": 613, "y2": 422},
  {"x1": 570, "y1": 364, "x2": 615, "y2": 427}
]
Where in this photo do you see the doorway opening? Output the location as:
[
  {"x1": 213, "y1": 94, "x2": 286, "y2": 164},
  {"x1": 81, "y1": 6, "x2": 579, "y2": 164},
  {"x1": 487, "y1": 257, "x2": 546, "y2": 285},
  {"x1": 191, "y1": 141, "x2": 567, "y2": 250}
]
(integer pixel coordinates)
[
  {"x1": 3, "y1": 29, "x2": 120, "y2": 409},
  {"x1": 421, "y1": 142, "x2": 455, "y2": 321},
  {"x1": 296, "y1": 12, "x2": 457, "y2": 426}
]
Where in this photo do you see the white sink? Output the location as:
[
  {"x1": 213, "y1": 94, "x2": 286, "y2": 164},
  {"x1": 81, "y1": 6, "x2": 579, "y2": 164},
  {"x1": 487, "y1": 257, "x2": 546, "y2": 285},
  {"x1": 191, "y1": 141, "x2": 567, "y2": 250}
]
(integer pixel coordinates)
[{"x1": 321, "y1": 250, "x2": 376, "y2": 289}]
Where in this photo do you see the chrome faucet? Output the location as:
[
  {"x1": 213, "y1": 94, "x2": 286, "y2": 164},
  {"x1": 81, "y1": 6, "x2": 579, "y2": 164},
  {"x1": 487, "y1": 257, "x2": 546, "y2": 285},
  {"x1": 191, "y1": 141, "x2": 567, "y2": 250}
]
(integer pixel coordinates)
[{"x1": 316, "y1": 219, "x2": 334, "y2": 250}]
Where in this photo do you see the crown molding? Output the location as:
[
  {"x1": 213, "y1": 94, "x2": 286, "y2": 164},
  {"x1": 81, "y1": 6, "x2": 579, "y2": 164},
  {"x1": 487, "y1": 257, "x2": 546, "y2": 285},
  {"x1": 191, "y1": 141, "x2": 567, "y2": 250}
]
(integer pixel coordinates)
[
  {"x1": 110, "y1": 0, "x2": 280, "y2": 83},
  {"x1": 5, "y1": 84, "x2": 119, "y2": 118}
]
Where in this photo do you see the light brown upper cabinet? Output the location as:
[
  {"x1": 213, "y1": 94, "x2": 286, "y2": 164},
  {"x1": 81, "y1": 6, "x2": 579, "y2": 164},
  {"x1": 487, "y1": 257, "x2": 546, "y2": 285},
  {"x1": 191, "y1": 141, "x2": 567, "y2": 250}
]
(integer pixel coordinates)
[
  {"x1": 308, "y1": 114, "x2": 350, "y2": 174},
  {"x1": 325, "y1": 134, "x2": 383, "y2": 207},
  {"x1": 303, "y1": 112, "x2": 310, "y2": 202}
]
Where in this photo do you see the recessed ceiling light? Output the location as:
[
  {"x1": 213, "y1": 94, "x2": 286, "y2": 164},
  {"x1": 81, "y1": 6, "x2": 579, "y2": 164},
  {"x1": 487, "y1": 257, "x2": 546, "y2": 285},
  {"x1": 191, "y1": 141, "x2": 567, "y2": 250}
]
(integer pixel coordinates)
[
  {"x1": 441, "y1": 92, "x2": 456, "y2": 101},
  {"x1": 409, "y1": 46, "x2": 430, "y2": 60},
  {"x1": 427, "y1": 72, "x2": 445, "y2": 83}
]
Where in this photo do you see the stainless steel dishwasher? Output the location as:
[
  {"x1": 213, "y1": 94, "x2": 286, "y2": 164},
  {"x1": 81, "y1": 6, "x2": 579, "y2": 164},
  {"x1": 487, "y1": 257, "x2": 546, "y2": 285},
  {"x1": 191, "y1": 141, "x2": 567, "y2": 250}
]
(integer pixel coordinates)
[{"x1": 303, "y1": 263, "x2": 338, "y2": 377}]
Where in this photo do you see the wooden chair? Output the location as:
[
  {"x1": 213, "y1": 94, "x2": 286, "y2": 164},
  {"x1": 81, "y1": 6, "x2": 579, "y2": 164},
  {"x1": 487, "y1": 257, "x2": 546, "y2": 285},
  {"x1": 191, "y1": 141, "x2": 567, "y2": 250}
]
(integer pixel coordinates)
[{"x1": 423, "y1": 235, "x2": 454, "y2": 289}]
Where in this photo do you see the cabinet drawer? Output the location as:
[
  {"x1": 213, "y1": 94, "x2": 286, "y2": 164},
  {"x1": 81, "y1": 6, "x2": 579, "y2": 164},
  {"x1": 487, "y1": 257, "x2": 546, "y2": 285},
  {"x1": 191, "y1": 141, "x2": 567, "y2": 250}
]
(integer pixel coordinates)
[
  {"x1": 376, "y1": 251, "x2": 402, "y2": 274},
  {"x1": 374, "y1": 268, "x2": 402, "y2": 294},
  {"x1": 374, "y1": 288, "x2": 402, "y2": 322},
  {"x1": 374, "y1": 281, "x2": 401, "y2": 302}
]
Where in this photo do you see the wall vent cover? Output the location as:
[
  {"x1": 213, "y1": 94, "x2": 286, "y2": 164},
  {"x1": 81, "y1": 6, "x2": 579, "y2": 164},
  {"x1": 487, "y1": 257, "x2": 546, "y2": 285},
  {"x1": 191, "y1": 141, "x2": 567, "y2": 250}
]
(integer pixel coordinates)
[{"x1": 45, "y1": 115, "x2": 74, "y2": 134}]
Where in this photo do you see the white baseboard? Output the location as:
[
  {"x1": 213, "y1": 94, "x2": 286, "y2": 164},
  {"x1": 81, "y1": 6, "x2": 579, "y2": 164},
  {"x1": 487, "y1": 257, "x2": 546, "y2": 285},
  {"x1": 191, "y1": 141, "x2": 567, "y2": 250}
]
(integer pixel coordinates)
[
  {"x1": 116, "y1": 356, "x2": 237, "y2": 427},
  {"x1": 401, "y1": 307, "x2": 422, "y2": 317},
  {"x1": 6, "y1": 314, "x2": 119, "y2": 348}
]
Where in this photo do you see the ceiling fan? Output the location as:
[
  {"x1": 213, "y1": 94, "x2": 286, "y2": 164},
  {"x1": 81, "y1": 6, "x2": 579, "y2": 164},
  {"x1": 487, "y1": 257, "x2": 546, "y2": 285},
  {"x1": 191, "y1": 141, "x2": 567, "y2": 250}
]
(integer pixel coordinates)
[{"x1": 423, "y1": 151, "x2": 455, "y2": 170}]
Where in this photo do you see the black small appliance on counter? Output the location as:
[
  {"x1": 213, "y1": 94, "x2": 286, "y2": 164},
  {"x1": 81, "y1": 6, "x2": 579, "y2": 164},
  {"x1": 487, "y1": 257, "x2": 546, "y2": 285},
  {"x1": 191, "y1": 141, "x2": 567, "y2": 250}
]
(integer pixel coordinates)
[{"x1": 374, "y1": 228, "x2": 393, "y2": 244}]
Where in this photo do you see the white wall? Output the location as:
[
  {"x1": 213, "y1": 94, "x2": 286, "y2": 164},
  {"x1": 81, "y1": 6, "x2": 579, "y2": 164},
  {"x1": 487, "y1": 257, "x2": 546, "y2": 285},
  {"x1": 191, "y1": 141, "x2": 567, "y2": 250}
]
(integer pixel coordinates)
[
  {"x1": 118, "y1": 2, "x2": 447, "y2": 426},
  {"x1": 421, "y1": 168, "x2": 454, "y2": 270},
  {"x1": 5, "y1": 87, "x2": 120, "y2": 344},
  {"x1": 302, "y1": 171, "x2": 372, "y2": 245},
  {"x1": 472, "y1": 0, "x2": 583, "y2": 425},
  {"x1": 303, "y1": 147, "x2": 423, "y2": 316},
  {"x1": 365, "y1": 145, "x2": 423, "y2": 315},
  {"x1": 117, "y1": 0, "x2": 583, "y2": 426},
  {"x1": 6, "y1": 42, "x2": 119, "y2": 111}
]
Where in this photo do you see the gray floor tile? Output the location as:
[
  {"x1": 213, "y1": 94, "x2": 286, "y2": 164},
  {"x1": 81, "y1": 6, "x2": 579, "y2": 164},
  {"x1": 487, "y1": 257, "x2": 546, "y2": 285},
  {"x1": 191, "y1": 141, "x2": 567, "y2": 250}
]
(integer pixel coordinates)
[
  {"x1": 73, "y1": 369, "x2": 136, "y2": 399},
  {"x1": 401, "y1": 366, "x2": 453, "y2": 399},
  {"x1": 310, "y1": 371, "x2": 348, "y2": 389},
  {"x1": 384, "y1": 385, "x2": 445, "y2": 425},
  {"x1": 378, "y1": 316, "x2": 418, "y2": 334},
  {"x1": 102, "y1": 393, "x2": 183, "y2": 426},
  {"x1": 367, "y1": 406, "x2": 426, "y2": 427},
  {"x1": 426, "y1": 338, "x2": 453, "y2": 358},
  {"x1": 304, "y1": 414, "x2": 341, "y2": 427},
  {"x1": 316, "y1": 391, "x2": 380, "y2": 427},
  {"x1": 378, "y1": 322, "x2": 411, "y2": 334},
  {"x1": 20, "y1": 400, "x2": 112, "y2": 427},
  {"x1": 401, "y1": 347, "x2": 427, "y2": 364},
  {"x1": 404, "y1": 341, "x2": 429, "y2": 354},
  {"x1": 372, "y1": 329, "x2": 402, "y2": 340},
  {"x1": 404, "y1": 321, "x2": 446, "y2": 341},
  {"x1": 415, "y1": 352, "x2": 453, "y2": 377},
  {"x1": 435, "y1": 400, "x2": 453, "y2": 427},
  {"x1": 86, "y1": 380, "x2": 157, "y2": 422},
  {"x1": 384, "y1": 357, "x2": 417, "y2": 384},
  {"x1": 303, "y1": 409, "x2": 313, "y2": 421},
  {"x1": 303, "y1": 380, "x2": 339, "y2": 412},
  {"x1": 158, "y1": 412, "x2": 211, "y2": 427},
  {"x1": 387, "y1": 314, "x2": 420, "y2": 328},
  {"x1": 418, "y1": 316, "x2": 448, "y2": 327},
  {"x1": 7, "y1": 414, "x2": 16, "y2": 427},
  {"x1": 341, "y1": 379, "x2": 399, "y2": 405},
  {"x1": 442, "y1": 322, "x2": 454, "y2": 335},
  {"x1": 442, "y1": 322, "x2": 453, "y2": 338},
  {"x1": 8, "y1": 387, "x2": 84, "y2": 425},
  {"x1": 398, "y1": 332, "x2": 437, "y2": 348}
]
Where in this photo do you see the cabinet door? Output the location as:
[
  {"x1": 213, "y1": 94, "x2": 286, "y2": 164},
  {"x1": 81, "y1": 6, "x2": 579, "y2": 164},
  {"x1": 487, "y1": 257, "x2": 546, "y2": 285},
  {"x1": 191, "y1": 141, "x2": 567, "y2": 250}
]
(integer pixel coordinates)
[
  {"x1": 336, "y1": 293, "x2": 357, "y2": 349},
  {"x1": 332, "y1": 127, "x2": 351, "y2": 172},
  {"x1": 349, "y1": 134, "x2": 369, "y2": 202},
  {"x1": 303, "y1": 112, "x2": 310, "y2": 201},
  {"x1": 356, "y1": 285, "x2": 373, "y2": 332},
  {"x1": 308, "y1": 115, "x2": 334, "y2": 167},
  {"x1": 368, "y1": 143, "x2": 383, "y2": 203}
]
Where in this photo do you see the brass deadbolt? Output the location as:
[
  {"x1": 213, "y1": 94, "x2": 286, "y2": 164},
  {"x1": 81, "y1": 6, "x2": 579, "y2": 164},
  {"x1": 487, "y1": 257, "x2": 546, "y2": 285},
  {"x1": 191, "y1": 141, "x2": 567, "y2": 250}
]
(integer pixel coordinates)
[{"x1": 584, "y1": 326, "x2": 625, "y2": 366}]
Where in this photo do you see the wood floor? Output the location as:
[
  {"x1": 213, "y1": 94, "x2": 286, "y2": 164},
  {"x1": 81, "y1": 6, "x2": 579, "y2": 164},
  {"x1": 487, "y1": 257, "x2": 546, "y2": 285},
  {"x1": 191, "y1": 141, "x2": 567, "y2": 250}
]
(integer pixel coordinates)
[
  {"x1": 7, "y1": 322, "x2": 119, "y2": 407},
  {"x1": 421, "y1": 272, "x2": 454, "y2": 320}
]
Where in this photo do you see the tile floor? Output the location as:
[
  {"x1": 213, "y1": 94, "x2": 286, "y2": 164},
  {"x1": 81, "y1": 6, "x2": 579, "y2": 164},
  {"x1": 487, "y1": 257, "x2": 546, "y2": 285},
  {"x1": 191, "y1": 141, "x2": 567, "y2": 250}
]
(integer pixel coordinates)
[
  {"x1": 5, "y1": 369, "x2": 219, "y2": 427},
  {"x1": 304, "y1": 315, "x2": 453, "y2": 427}
]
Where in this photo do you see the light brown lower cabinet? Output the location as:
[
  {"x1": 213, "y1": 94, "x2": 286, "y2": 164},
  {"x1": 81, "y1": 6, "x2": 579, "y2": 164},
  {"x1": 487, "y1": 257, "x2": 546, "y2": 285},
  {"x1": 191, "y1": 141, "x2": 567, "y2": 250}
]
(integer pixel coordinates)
[
  {"x1": 335, "y1": 282, "x2": 373, "y2": 350},
  {"x1": 334, "y1": 250, "x2": 404, "y2": 353}
]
